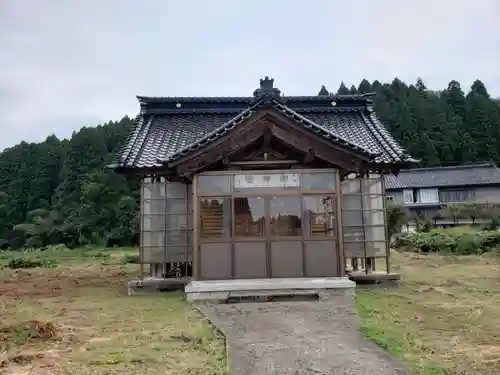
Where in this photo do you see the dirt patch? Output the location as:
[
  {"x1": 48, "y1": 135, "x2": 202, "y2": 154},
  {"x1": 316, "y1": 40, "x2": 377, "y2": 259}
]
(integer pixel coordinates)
[
  {"x1": 1, "y1": 353, "x2": 45, "y2": 369},
  {"x1": 415, "y1": 285, "x2": 455, "y2": 296},
  {"x1": 0, "y1": 252, "x2": 224, "y2": 375},
  {"x1": 0, "y1": 355, "x2": 60, "y2": 375},
  {"x1": 0, "y1": 321, "x2": 57, "y2": 351},
  {"x1": 0, "y1": 265, "x2": 132, "y2": 300}
]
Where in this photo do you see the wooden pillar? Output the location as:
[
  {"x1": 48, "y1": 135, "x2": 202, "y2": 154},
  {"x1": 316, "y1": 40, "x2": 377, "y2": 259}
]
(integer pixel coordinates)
[
  {"x1": 382, "y1": 174, "x2": 391, "y2": 275},
  {"x1": 352, "y1": 258, "x2": 359, "y2": 271},
  {"x1": 359, "y1": 171, "x2": 369, "y2": 274},
  {"x1": 366, "y1": 257, "x2": 373, "y2": 273},
  {"x1": 139, "y1": 177, "x2": 145, "y2": 279},
  {"x1": 335, "y1": 171, "x2": 345, "y2": 277},
  {"x1": 192, "y1": 175, "x2": 200, "y2": 280}
]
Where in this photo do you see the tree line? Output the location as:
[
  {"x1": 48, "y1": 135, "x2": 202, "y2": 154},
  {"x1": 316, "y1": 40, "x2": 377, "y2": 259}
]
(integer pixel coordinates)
[{"x1": 0, "y1": 78, "x2": 499, "y2": 249}]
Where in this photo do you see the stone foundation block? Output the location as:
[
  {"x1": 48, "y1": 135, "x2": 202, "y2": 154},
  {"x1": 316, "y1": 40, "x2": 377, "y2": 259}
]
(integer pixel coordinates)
[{"x1": 185, "y1": 277, "x2": 357, "y2": 304}]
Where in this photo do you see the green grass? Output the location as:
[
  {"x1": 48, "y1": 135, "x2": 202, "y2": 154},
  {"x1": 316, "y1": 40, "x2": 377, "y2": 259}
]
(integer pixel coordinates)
[
  {"x1": 4, "y1": 246, "x2": 500, "y2": 374},
  {"x1": 0, "y1": 246, "x2": 225, "y2": 375},
  {"x1": 357, "y1": 251, "x2": 500, "y2": 375},
  {"x1": 0, "y1": 245, "x2": 138, "y2": 265}
]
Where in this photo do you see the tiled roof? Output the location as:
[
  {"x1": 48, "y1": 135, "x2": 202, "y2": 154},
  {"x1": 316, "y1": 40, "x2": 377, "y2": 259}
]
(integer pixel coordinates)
[
  {"x1": 384, "y1": 163, "x2": 500, "y2": 189},
  {"x1": 111, "y1": 78, "x2": 414, "y2": 170}
]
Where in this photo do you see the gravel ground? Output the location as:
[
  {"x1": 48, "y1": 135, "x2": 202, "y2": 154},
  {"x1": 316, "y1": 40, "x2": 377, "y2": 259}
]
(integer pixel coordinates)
[{"x1": 196, "y1": 296, "x2": 411, "y2": 375}]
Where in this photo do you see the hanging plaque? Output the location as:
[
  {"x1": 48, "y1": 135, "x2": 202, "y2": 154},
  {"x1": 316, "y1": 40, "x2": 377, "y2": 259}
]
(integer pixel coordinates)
[{"x1": 234, "y1": 173, "x2": 300, "y2": 188}]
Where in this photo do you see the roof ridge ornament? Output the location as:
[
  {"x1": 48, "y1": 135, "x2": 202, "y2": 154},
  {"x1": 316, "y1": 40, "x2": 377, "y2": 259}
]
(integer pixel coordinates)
[{"x1": 251, "y1": 76, "x2": 284, "y2": 104}]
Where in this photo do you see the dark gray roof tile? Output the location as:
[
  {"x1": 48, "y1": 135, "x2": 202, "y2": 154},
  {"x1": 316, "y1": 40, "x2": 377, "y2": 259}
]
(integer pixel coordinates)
[
  {"x1": 384, "y1": 163, "x2": 500, "y2": 189},
  {"x1": 113, "y1": 86, "x2": 412, "y2": 170}
]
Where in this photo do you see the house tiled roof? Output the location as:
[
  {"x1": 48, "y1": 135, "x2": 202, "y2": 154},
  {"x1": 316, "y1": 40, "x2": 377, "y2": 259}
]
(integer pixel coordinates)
[
  {"x1": 111, "y1": 78, "x2": 415, "y2": 170},
  {"x1": 384, "y1": 163, "x2": 500, "y2": 189}
]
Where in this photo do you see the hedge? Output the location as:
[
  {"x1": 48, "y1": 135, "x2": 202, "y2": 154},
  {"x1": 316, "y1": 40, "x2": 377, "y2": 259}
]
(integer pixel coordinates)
[{"x1": 393, "y1": 227, "x2": 500, "y2": 255}]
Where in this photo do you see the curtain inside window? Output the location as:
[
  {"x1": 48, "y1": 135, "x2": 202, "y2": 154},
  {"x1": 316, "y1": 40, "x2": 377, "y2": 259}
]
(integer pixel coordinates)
[
  {"x1": 418, "y1": 188, "x2": 439, "y2": 203},
  {"x1": 403, "y1": 189, "x2": 414, "y2": 203}
]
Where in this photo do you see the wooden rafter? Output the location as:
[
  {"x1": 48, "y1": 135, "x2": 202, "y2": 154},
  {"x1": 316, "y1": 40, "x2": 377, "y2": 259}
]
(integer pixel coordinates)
[{"x1": 164, "y1": 107, "x2": 403, "y2": 177}]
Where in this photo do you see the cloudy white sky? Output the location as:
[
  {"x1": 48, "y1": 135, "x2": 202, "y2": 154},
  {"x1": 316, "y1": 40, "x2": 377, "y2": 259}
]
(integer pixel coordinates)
[{"x1": 1, "y1": 0, "x2": 499, "y2": 151}]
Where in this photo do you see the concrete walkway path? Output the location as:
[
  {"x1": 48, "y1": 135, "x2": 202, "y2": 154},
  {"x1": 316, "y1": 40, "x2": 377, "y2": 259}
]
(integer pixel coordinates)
[{"x1": 196, "y1": 299, "x2": 411, "y2": 375}]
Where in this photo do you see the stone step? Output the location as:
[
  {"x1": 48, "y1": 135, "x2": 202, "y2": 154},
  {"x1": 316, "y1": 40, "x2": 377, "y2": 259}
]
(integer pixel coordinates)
[
  {"x1": 228, "y1": 288, "x2": 318, "y2": 298},
  {"x1": 185, "y1": 277, "x2": 356, "y2": 303},
  {"x1": 227, "y1": 289, "x2": 320, "y2": 304}
]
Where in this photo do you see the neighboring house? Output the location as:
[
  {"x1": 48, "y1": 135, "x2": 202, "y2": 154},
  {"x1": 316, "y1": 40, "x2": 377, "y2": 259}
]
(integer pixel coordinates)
[
  {"x1": 384, "y1": 163, "x2": 500, "y2": 228},
  {"x1": 110, "y1": 77, "x2": 415, "y2": 282}
]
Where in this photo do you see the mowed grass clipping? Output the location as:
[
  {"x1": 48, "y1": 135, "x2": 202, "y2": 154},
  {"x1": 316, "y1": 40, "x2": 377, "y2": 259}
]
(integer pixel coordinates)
[
  {"x1": 357, "y1": 251, "x2": 500, "y2": 375},
  {"x1": 0, "y1": 247, "x2": 225, "y2": 375}
]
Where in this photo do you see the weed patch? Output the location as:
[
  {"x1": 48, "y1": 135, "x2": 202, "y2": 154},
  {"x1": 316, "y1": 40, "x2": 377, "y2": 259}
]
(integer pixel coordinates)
[
  {"x1": 0, "y1": 246, "x2": 225, "y2": 375},
  {"x1": 358, "y1": 252, "x2": 500, "y2": 374},
  {"x1": 0, "y1": 320, "x2": 57, "y2": 351}
]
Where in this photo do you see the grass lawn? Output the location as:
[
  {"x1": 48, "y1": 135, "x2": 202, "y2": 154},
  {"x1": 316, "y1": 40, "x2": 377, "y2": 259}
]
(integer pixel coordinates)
[
  {"x1": 2, "y1": 246, "x2": 499, "y2": 375},
  {"x1": 0, "y1": 247, "x2": 225, "y2": 375},
  {"x1": 357, "y1": 251, "x2": 500, "y2": 375}
]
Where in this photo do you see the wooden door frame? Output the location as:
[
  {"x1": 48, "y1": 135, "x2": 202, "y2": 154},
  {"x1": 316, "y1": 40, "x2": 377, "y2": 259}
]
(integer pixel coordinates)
[{"x1": 193, "y1": 169, "x2": 343, "y2": 280}]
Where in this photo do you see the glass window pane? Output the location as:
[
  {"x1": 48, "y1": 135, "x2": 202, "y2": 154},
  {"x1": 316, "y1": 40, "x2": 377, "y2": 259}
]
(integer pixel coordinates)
[
  {"x1": 167, "y1": 198, "x2": 187, "y2": 215},
  {"x1": 166, "y1": 229, "x2": 189, "y2": 246},
  {"x1": 364, "y1": 225, "x2": 387, "y2": 242},
  {"x1": 366, "y1": 241, "x2": 388, "y2": 257},
  {"x1": 165, "y1": 246, "x2": 188, "y2": 260},
  {"x1": 302, "y1": 173, "x2": 336, "y2": 190},
  {"x1": 364, "y1": 210, "x2": 385, "y2": 226},
  {"x1": 341, "y1": 195, "x2": 362, "y2": 210},
  {"x1": 363, "y1": 194, "x2": 384, "y2": 210},
  {"x1": 198, "y1": 175, "x2": 231, "y2": 194},
  {"x1": 143, "y1": 199, "x2": 166, "y2": 215},
  {"x1": 342, "y1": 209, "x2": 385, "y2": 227},
  {"x1": 403, "y1": 189, "x2": 414, "y2": 204},
  {"x1": 343, "y1": 226, "x2": 386, "y2": 243},
  {"x1": 341, "y1": 178, "x2": 361, "y2": 194},
  {"x1": 343, "y1": 226, "x2": 365, "y2": 241},
  {"x1": 234, "y1": 197, "x2": 265, "y2": 236},
  {"x1": 418, "y1": 188, "x2": 439, "y2": 203},
  {"x1": 143, "y1": 215, "x2": 165, "y2": 231},
  {"x1": 343, "y1": 242, "x2": 365, "y2": 258},
  {"x1": 142, "y1": 246, "x2": 165, "y2": 263},
  {"x1": 200, "y1": 198, "x2": 232, "y2": 238},
  {"x1": 303, "y1": 196, "x2": 336, "y2": 237},
  {"x1": 166, "y1": 182, "x2": 188, "y2": 198},
  {"x1": 143, "y1": 231, "x2": 165, "y2": 247},
  {"x1": 362, "y1": 178, "x2": 383, "y2": 195},
  {"x1": 342, "y1": 210, "x2": 363, "y2": 226},
  {"x1": 270, "y1": 196, "x2": 302, "y2": 236},
  {"x1": 166, "y1": 214, "x2": 188, "y2": 230},
  {"x1": 143, "y1": 181, "x2": 166, "y2": 199},
  {"x1": 345, "y1": 242, "x2": 388, "y2": 258},
  {"x1": 142, "y1": 182, "x2": 152, "y2": 200}
]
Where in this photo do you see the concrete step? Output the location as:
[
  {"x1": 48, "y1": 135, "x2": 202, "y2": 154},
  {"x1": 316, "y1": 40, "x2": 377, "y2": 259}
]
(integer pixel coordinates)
[
  {"x1": 227, "y1": 289, "x2": 320, "y2": 303},
  {"x1": 185, "y1": 277, "x2": 356, "y2": 303}
]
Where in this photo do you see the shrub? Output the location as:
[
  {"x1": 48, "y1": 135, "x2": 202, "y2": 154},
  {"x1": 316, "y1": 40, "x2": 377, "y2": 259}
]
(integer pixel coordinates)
[
  {"x1": 477, "y1": 230, "x2": 500, "y2": 249},
  {"x1": 393, "y1": 227, "x2": 500, "y2": 255},
  {"x1": 3, "y1": 257, "x2": 58, "y2": 269},
  {"x1": 386, "y1": 202, "x2": 410, "y2": 239},
  {"x1": 5, "y1": 258, "x2": 43, "y2": 269}
]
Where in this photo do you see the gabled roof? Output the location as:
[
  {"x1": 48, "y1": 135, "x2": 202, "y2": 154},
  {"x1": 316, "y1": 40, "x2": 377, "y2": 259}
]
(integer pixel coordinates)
[
  {"x1": 384, "y1": 163, "x2": 500, "y2": 189},
  {"x1": 111, "y1": 77, "x2": 415, "y2": 170}
]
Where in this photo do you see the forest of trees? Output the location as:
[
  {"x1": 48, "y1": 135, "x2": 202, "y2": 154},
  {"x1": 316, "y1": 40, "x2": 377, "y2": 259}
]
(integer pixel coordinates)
[{"x1": 0, "y1": 78, "x2": 499, "y2": 250}]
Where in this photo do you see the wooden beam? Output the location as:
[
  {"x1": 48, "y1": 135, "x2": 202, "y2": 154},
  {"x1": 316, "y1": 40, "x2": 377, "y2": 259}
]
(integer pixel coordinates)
[
  {"x1": 303, "y1": 148, "x2": 315, "y2": 164},
  {"x1": 229, "y1": 160, "x2": 299, "y2": 167}
]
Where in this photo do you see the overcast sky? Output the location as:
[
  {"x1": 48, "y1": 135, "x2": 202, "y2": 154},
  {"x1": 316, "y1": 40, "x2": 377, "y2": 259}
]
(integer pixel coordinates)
[{"x1": 1, "y1": 0, "x2": 499, "y2": 151}]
